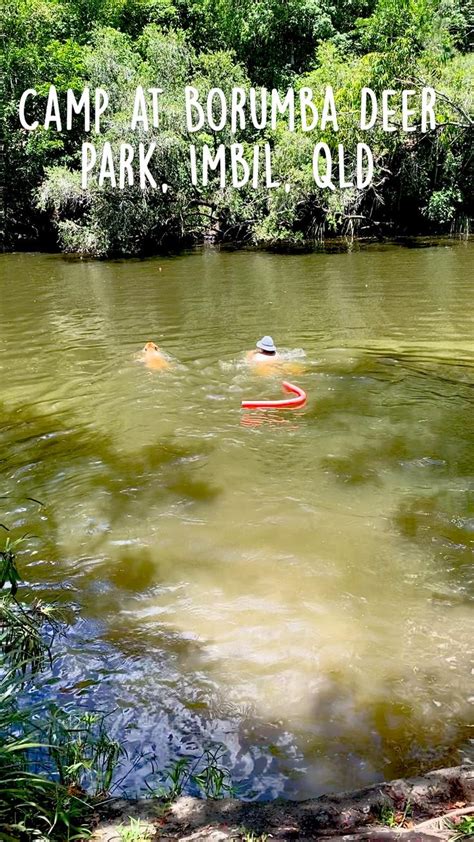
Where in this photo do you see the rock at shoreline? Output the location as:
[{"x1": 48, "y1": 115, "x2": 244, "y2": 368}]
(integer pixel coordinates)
[{"x1": 90, "y1": 764, "x2": 474, "y2": 840}]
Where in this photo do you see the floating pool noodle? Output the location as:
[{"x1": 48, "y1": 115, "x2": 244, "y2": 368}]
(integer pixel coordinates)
[{"x1": 241, "y1": 381, "x2": 307, "y2": 410}]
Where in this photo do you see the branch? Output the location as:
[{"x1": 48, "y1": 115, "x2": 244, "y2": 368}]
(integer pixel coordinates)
[{"x1": 396, "y1": 75, "x2": 473, "y2": 127}]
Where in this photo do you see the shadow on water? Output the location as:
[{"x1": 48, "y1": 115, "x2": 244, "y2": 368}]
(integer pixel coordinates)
[
  {"x1": 301, "y1": 673, "x2": 473, "y2": 797},
  {"x1": 395, "y1": 491, "x2": 474, "y2": 599},
  {"x1": 304, "y1": 352, "x2": 474, "y2": 586},
  {"x1": 0, "y1": 399, "x2": 312, "y2": 797},
  {"x1": 261, "y1": 351, "x2": 474, "y2": 793},
  {"x1": 307, "y1": 352, "x2": 474, "y2": 477},
  {"x1": 0, "y1": 398, "x2": 220, "y2": 571}
]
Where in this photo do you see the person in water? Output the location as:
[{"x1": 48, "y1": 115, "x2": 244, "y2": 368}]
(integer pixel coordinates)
[
  {"x1": 246, "y1": 335, "x2": 279, "y2": 362},
  {"x1": 141, "y1": 341, "x2": 171, "y2": 370},
  {"x1": 245, "y1": 335, "x2": 306, "y2": 375}
]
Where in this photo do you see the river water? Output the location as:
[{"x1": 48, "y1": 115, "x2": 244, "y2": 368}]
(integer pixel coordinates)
[{"x1": 0, "y1": 243, "x2": 473, "y2": 799}]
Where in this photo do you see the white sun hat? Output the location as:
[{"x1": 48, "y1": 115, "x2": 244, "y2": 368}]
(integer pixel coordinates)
[{"x1": 256, "y1": 336, "x2": 277, "y2": 353}]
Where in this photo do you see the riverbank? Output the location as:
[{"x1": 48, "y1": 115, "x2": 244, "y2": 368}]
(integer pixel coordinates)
[
  {"x1": 2, "y1": 233, "x2": 471, "y2": 261},
  {"x1": 92, "y1": 766, "x2": 474, "y2": 840}
]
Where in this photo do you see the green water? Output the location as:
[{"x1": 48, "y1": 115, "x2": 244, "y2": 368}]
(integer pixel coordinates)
[{"x1": 0, "y1": 243, "x2": 473, "y2": 798}]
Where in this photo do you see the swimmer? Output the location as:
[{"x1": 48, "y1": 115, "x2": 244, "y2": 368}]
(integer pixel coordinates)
[
  {"x1": 246, "y1": 336, "x2": 279, "y2": 363},
  {"x1": 141, "y1": 341, "x2": 171, "y2": 371},
  {"x1": 245, "y1": 336, "x2": 306, "y2": 376}
]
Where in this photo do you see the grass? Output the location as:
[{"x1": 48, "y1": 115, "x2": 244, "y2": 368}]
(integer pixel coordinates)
[
  {"x1": 117, "y1": 817, "x2": 154, "y2": 842},
  {"x1": 450, "y1": 815, "x2": 474, "y2": 840},
  {"x1": 379, "y1": 801, "x2": 413, "y2": 828}
]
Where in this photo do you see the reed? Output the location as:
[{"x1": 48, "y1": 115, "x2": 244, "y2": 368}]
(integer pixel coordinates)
[{"x1": 0, "y1": 528, "x2": 114, "y2": 840}]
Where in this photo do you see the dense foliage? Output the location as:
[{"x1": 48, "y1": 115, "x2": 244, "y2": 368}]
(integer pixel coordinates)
[{"x1": 2, "y1": 0, "x2": 473, "y2": 256}]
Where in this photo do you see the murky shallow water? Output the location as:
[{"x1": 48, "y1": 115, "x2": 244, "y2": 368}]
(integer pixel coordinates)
[{"x1": 0, "y1": 244, "x2": 473, "y2": 798}]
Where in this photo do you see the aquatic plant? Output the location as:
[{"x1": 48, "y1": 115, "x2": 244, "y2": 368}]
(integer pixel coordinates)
[
  {"x1": 0, "y1": 535, "x2": 25, "y2": 596},
  {"x1": 156, "y1": 744, "x2": 235, "y2": 800},
  {"x1": 47, "y1": 707, "x2": 124, "y2": 796},
  {"x1": 0, "y1": 644, "x2": 92, "y2": 839},
  {"x1": 0, "y1": 529, "x2": 98, "y2": 839}
]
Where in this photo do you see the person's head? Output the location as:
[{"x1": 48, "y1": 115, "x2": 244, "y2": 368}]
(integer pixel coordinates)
[
  {"x1": 256, "y1": 336, "x2": 277, "y2": 356},
  {"x1": 144, "y1": 341, "x2": 159, "y2": 352}
]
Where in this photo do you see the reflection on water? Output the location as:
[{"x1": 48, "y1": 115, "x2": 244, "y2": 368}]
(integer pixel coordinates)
[{"x1": 0, "y1": 243, "x2": 473, "y2": 798}]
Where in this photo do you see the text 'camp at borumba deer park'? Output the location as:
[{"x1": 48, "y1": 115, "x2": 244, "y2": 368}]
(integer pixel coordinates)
[{"x1": 18, "y1": 85, "x2": 438, "y2": 191}]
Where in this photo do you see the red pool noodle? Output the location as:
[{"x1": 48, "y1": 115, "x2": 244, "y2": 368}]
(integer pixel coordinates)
[{"x1": 241, "y1": 381, "x2": 307, "y2": 410}]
